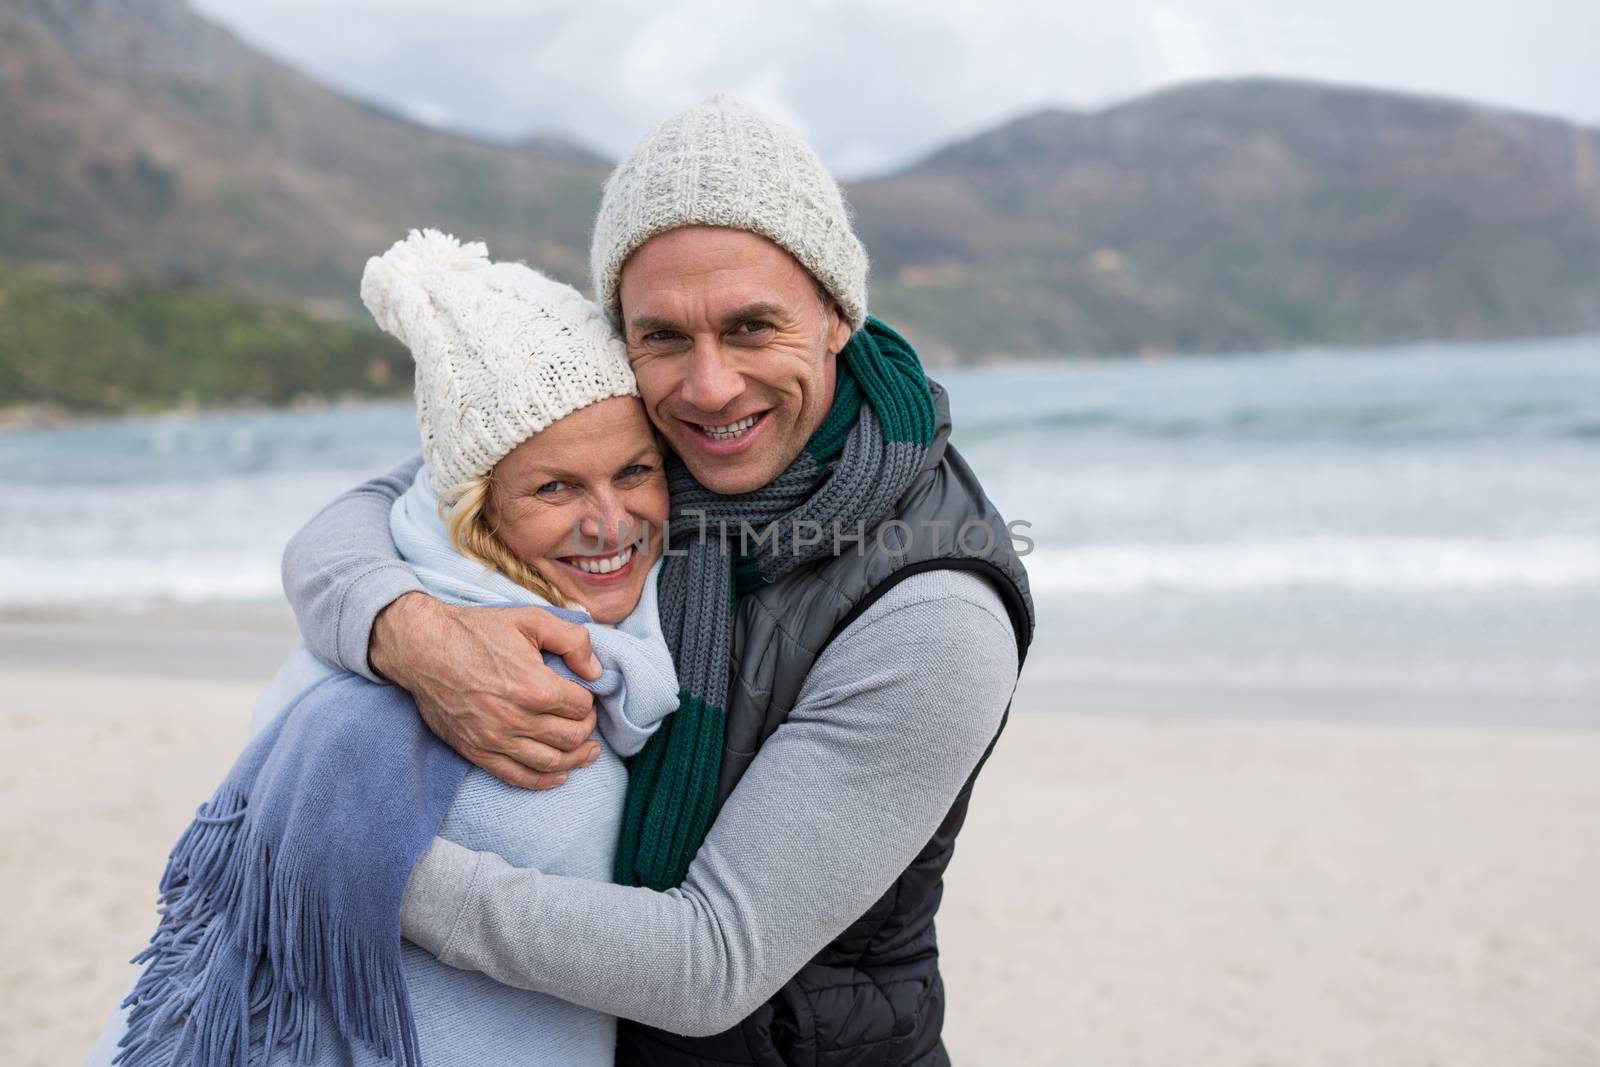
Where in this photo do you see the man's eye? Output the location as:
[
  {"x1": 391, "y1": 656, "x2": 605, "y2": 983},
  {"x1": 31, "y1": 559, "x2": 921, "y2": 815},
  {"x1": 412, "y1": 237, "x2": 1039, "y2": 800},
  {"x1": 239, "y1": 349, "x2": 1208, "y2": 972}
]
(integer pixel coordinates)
[
  {"x1": 644, "y1": 330, "x2": 682, "y2": 345},
  {"x1": 734, "y1": 320, "x2": 774, "y2": 337}
]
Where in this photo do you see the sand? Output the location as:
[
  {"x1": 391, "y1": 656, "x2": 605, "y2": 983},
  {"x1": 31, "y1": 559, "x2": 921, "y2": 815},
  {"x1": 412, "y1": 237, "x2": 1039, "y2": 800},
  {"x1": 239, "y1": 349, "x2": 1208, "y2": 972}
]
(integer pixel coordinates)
[
  {"x1": 937, "y1": 715, "x2": 1600, "y2": 1065},
  {"x1": 3, "y1": 619, "x2": 1598, "y2": 1067}
]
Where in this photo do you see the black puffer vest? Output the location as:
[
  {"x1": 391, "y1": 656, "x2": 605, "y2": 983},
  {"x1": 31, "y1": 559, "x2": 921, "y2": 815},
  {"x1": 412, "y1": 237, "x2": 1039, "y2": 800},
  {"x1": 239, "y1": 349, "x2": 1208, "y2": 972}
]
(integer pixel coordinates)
[{"x1": 619, "y1": 381, "x2": 1034, "y2": 1066}]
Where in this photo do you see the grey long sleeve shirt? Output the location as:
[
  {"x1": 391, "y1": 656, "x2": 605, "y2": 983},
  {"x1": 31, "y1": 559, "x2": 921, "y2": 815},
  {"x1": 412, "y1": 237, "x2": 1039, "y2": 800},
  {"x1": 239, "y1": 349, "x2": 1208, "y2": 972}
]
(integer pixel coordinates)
[
  {"x1": 281, "y1": 459, "x2": 1021, "y2": 1037},
  {"x1": 282, "y1": 453, "x2": 429, "y2": 682}
]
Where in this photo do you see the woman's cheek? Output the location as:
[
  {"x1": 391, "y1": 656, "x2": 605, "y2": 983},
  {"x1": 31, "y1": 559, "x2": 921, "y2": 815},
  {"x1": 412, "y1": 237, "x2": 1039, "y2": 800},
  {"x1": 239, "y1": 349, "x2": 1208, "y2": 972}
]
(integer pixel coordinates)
[
  {"x1": 634, "y1": 482, "x2": 670, "y2": 547},
  {"x1": 513, "y1": 502, "x2": 574, "y2": 560}
]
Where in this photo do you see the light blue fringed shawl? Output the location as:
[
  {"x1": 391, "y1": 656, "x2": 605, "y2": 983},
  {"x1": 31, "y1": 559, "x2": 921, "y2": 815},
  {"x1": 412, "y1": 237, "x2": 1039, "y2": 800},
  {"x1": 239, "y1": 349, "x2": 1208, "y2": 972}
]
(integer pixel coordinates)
[{"x1": 115, "y1": 470, "x2": 679, "y2": 1067}]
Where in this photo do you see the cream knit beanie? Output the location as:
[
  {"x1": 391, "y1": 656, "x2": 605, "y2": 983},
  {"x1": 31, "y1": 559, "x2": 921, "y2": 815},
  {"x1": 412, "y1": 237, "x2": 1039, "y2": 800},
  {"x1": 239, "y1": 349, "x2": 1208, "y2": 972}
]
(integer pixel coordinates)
[
  {"x1": 590, "y1": 93, "x2": 869, "y2": 332},
  {"x1": 361, "y1": 228, "x2": 638, "y2": 492}
]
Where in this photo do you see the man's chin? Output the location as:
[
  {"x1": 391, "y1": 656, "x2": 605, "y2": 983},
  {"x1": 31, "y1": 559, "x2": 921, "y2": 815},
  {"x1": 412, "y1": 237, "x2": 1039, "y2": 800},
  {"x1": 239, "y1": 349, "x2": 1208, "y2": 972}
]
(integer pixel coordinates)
[{"x1": 679, "y1": 450, "x2": 778, "y2": 496}]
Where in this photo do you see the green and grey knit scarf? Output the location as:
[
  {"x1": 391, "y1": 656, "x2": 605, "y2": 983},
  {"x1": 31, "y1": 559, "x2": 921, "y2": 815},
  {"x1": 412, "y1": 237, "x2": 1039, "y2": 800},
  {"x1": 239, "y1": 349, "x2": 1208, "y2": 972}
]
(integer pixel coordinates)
[{"x1": 614, "y1": 316, "x2": 936, "y2": 890}]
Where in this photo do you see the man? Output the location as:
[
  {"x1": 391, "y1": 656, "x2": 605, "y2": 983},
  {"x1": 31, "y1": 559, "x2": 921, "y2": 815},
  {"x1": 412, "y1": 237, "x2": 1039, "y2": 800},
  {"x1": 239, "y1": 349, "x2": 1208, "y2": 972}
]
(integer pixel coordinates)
[{"x1": 284, "y1": 94, "x2": 1033, "y2": 1065}]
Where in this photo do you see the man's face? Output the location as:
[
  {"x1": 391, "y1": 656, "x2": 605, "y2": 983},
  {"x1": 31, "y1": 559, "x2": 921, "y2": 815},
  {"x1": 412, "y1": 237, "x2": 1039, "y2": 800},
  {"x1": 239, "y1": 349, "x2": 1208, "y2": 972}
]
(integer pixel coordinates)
[{"x1": 619, "y1": 226, "x2": 853, "y2": 495}]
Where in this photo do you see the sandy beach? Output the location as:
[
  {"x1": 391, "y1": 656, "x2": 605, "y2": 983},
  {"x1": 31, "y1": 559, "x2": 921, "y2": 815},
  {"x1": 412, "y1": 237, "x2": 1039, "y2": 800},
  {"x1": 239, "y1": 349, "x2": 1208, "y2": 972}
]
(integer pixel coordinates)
[{"x1": 3, "y1": 613, "x2": 1598, "y2": 1067}]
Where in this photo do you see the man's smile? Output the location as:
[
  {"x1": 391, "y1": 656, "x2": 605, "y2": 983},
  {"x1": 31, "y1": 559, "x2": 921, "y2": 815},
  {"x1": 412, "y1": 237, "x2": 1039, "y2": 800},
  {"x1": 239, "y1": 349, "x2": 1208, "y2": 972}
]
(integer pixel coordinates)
[{"x1": 681, "y1": 409, "x2": 772, "y2": 452}]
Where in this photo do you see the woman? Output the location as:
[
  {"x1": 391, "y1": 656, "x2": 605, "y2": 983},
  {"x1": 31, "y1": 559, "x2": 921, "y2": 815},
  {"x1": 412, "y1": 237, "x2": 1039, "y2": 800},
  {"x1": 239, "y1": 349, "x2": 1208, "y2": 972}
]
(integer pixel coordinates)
[{"x1": 88, "y1": 229, "x2": 679, "y2": 1067}]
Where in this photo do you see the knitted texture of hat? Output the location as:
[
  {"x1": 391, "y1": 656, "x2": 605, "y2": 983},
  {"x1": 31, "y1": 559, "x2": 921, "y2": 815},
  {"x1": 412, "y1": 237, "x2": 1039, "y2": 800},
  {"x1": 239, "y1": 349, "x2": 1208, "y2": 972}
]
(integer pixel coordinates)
[
  {"x1": 361, "y1": 229, "x2": 638, "y2": 491},
  {"x1": 590, "y1": 93, "x2": 869, "y2": 331}
]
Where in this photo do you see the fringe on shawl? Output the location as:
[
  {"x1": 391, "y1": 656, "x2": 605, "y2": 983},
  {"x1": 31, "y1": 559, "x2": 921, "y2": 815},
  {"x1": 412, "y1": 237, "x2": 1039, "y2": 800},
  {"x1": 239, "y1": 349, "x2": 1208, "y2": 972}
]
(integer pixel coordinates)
[{"x1": 115, "y1": 783, "x2": 420, "y2": 1067}]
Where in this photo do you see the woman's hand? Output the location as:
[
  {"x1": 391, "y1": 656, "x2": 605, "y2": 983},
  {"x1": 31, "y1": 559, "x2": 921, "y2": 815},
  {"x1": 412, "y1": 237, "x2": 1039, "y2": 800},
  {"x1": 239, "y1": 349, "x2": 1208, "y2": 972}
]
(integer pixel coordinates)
[{"x1": 370, "y1": 593, "x2": 605, "y2": 789}]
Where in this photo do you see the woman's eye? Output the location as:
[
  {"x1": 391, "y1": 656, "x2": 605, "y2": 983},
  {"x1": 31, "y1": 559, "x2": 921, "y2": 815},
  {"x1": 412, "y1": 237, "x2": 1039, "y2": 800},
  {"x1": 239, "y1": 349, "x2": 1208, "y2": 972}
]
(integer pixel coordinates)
[
  {"x1": 535, "y1": 480, "x2": 570, "y2": 496},
  {"x1": 618, "y1": 464, "x2": 654, "y2": 480}
]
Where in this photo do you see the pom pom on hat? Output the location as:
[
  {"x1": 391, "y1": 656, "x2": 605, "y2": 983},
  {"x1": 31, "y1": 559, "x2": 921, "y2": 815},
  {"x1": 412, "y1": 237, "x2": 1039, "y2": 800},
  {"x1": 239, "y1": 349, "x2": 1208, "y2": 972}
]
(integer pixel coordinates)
[
  {"x1": 360, "y1": 229, "x2": 638, "y2": 491},
  {"x1": 360, "y1": 229, "x2": 489, "y2": 343}
]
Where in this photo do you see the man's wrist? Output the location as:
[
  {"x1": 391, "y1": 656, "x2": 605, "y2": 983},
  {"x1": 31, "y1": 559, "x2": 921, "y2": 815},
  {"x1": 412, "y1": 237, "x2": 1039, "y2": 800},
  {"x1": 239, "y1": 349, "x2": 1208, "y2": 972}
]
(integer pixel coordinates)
[{"x1": 370, "y1": 591, "x2": 438, "y2": 686}]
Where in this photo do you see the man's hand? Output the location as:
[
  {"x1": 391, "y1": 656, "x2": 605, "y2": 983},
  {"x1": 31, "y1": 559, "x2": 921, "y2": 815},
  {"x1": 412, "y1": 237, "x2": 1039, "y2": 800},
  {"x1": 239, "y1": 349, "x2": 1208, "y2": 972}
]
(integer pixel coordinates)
[{"x1": 371, "y1": 592, "x2": 606, "y2": 790}]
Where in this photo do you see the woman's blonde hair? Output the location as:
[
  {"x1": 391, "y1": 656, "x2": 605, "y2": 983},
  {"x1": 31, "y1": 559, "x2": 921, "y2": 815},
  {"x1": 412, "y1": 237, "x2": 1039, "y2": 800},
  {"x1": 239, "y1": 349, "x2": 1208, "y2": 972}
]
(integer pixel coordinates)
[{"x1": 440, "y1": 475, "x2": 575, "y2": 609}]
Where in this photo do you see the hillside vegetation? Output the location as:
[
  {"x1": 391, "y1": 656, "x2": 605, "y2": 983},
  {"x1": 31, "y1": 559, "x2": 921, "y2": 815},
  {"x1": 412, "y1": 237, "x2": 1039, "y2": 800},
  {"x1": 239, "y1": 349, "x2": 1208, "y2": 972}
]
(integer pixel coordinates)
[{"x1": 0, "y1": 264, "x2": 405, "y2": 415}]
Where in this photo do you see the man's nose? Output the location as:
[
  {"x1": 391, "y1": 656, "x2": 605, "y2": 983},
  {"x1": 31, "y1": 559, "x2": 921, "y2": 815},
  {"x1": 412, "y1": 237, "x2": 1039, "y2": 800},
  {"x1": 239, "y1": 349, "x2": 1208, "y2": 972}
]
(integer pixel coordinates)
[{"x1": 679, "y1": 334, "x2": 744, "y2": 415}]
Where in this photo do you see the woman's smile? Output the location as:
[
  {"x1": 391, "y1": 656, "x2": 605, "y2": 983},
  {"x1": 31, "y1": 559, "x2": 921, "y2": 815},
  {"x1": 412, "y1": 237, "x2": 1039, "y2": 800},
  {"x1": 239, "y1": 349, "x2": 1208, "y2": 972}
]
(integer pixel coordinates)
[{"x1": 560, "y1": 544, "x2": 640, "y2": 583}]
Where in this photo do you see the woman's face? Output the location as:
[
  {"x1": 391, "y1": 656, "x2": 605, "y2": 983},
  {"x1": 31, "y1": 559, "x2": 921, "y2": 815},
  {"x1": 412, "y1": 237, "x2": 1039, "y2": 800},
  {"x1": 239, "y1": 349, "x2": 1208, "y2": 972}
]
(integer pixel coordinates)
[{"x1": 487, "y1": 395, "x2": 669, "y2": 624}]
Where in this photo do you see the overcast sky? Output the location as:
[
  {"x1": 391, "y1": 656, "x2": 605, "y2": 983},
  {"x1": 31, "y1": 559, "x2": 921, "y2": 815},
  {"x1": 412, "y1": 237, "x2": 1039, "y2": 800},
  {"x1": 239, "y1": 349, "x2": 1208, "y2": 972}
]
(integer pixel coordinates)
[{"x1": 190, "y1": 0, "x2": 1600, "y2": 179}]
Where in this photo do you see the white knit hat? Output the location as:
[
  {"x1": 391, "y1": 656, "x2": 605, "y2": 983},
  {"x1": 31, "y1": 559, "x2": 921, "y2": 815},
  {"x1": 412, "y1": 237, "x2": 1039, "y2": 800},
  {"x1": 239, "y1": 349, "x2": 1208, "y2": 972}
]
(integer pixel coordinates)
[
  {"x1": 590, "y1": 93, "x2": 869, "y2": 332},
  {"x1": 361, "y1": 228, "x2": 638, "y2": 491}
]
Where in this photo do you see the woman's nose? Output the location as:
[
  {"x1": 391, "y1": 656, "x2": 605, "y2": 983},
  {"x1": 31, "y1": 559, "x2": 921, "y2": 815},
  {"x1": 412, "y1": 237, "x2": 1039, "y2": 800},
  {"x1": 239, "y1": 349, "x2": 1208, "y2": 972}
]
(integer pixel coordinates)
[
  {"x1": 679, "y1": 335, "x2": 744, "y2": 415},
  {"x1": 577, "y1": 493, "x2": 643, "y2": 550}
]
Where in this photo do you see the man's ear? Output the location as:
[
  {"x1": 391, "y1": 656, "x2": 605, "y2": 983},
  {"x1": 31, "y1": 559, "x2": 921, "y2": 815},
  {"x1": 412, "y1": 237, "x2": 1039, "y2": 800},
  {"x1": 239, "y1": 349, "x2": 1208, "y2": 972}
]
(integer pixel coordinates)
[{"x1": 825, "y1": 302, "x2": 853, "y2": 355}]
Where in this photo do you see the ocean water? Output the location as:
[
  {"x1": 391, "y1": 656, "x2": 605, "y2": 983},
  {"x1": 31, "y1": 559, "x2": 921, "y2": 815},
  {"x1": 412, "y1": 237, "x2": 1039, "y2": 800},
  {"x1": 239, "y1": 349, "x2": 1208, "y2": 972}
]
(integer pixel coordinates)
[{"x1": 3, "y1": 333, "x2": 1597, "y2": 722}]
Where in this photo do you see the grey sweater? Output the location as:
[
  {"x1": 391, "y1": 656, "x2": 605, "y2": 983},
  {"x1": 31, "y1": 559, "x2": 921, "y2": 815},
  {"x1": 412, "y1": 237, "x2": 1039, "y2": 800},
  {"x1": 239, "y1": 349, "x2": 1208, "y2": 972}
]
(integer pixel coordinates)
[{"x1": 283, "y1": 455, "x2": 1021, "y2": 1037}]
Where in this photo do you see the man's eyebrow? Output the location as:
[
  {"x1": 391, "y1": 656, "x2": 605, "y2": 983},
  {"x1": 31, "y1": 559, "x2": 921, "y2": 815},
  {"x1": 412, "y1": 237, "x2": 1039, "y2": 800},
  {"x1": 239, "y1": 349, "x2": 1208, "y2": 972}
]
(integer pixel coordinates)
[
  {"x1": 628, "y1": 313, "x2": 683, "y2": 336},
  {"x1": 719, "y1": 302, "x2": 789, "y2": 329},
  {"x1": 629, "y1": 303, "x2": 791, "y2": 337}
]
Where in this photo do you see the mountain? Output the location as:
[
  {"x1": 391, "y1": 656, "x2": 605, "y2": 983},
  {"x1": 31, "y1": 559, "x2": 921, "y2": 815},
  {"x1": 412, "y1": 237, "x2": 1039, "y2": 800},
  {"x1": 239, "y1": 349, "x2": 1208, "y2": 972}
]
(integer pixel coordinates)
[
  {"x1": 851, "y1": 79, "x2": 1600, "y2": 357},
  {"x1": 3, "y1": 1, "x2": 1600, "y2": 406},
  {"x1": 0, "y1": 0, "x2": 607, "y2": 302}
]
